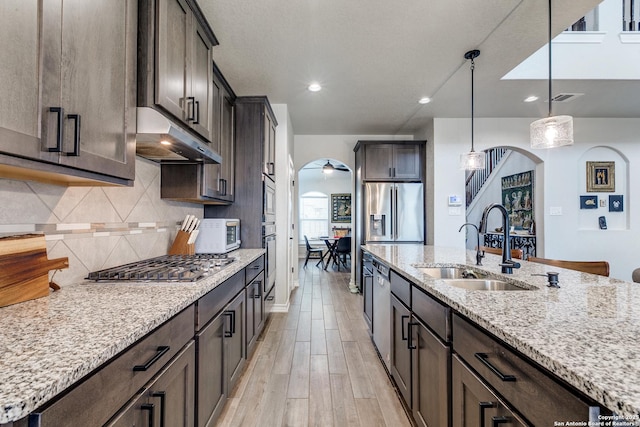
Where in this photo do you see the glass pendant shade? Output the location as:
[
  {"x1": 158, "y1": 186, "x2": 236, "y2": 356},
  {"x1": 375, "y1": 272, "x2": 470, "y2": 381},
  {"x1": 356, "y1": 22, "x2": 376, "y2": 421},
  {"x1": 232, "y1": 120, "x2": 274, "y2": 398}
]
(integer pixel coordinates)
[
  {"x1": 530, "y1": 115, "x2": 573, "y2": 148},
  {"x1": 460, "y1": 151, "x2": 486, "y2": 170},
  {"x1": 322, "y1": 161, "x2": 334, "y2": 174}
]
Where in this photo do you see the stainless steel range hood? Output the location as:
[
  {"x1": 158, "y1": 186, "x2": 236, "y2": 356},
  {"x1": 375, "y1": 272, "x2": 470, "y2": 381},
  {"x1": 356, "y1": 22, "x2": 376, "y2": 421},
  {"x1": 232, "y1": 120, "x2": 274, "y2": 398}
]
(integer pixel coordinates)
[{"x1": 135, "y1": 107, "x2": 221, "y2": 163}]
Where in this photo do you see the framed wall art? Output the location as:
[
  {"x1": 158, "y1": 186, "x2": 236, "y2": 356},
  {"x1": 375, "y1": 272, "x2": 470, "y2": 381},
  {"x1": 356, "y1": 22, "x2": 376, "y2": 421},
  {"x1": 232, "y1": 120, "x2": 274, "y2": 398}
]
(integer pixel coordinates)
[
  {"x1": 331, "y1": 193, "x2": 352, "y2": 222},
  {"x1": 586, "y1": 161, "x2": 615, "y2": 192}
]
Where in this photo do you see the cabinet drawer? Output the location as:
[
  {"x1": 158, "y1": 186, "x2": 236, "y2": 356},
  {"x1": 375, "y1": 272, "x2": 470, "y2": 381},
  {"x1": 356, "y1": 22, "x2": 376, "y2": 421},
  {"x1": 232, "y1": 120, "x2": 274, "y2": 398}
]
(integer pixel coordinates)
[
  {"x1": 390, "y1": 269, "x2": 410, "y2": 307},
  {"x1": 197, "y1": 269, "x2": 245, "y2": 330},
  {"x1": 30, "y1": 305, "x2": 195, "y2": 427},
  {"x1": 412, "y1": 287, "x2": 450, "y2": 343},
  {"x1": 245, "y1": 255, "x2": 265, "y2": 284},
  {"x1": 452, "y1": 314, "x2": 604, "y2": 425}
]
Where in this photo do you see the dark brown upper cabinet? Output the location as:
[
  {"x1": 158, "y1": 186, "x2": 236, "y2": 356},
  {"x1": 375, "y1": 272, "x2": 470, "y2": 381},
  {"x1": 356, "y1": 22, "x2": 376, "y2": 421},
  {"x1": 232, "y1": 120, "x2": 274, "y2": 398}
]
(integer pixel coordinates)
[{"x1": 0, "y1": 0, "x2": 137, "y2": 186}]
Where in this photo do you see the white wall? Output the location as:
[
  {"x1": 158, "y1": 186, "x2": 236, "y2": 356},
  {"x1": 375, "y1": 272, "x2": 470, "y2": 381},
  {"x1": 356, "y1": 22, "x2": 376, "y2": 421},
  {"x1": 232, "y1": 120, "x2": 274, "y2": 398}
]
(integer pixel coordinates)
[
  {"x1": 272, "y1": 104, "x2": 295, "y2": 310},
  {"x1": 430, "y1": 117, "x2": 640, "y2": 281}
]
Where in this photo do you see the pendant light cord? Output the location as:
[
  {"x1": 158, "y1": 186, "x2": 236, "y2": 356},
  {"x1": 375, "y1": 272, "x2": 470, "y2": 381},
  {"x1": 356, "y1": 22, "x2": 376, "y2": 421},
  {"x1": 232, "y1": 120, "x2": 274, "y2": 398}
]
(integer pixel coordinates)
[
  {"x1": 470, "y1": 56, "x2": 475, "y2": 152},
  {"x1": 548, "y1": 0, "x2": 553, "y2": 118}
]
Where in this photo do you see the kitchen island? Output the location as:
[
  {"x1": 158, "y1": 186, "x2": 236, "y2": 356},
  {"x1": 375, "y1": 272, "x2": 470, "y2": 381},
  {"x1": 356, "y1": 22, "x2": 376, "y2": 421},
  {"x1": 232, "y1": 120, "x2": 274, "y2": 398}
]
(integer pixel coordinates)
[
  {"x1": 0, "y1": 249, "x2": 264, "y2": 425},
  {"x1": 363, "y1": 244, "x2": 640, "y2": 424}
]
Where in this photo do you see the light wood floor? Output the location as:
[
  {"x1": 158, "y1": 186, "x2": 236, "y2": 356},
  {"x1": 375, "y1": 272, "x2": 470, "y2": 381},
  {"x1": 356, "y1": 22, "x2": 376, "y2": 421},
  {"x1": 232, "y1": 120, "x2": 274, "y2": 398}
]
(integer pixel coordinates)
[{"x1": 216, "y1": 261, "x2": 412, "y2": 427}]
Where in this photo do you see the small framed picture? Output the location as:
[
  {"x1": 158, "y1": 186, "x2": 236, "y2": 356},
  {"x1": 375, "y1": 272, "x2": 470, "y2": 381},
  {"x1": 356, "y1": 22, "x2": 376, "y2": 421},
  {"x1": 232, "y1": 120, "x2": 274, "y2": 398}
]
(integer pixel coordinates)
[
  {"x1": 331, "y1": 193, "x2": 352, "y2": 222},
  {"x1": 580, "y1": 195, "x2": 598, "y2": 209},
  {"x1": 586, "y1": 161, "x2": 615, "y2": 192},
  {"x1": 609, "y1": 195, "x2": 623, "y2": 212}
]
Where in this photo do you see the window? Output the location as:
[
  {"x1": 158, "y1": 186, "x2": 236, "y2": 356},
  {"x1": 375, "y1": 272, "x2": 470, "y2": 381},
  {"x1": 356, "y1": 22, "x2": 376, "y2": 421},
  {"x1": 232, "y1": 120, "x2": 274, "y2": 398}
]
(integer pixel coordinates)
[{"x1": 299, "y1": 191, "x2": 329, "y2": 242}]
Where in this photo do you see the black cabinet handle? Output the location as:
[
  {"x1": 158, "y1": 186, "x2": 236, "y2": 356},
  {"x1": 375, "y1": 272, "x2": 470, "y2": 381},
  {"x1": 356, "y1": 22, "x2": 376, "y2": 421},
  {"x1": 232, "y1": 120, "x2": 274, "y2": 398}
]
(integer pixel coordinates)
[
  {"x1": 474, "y1": 353, "x2": 516, "y2": 382},
  {"x1": 152, "y1": 391, "x2": 166, "y2": 427},
  {"x1": 492, "y1": 416, "x2": 509, "y2": 426},
  {"x1": 254, "y1": 282, "x2": 262, "y2": 299},
  {"x1": 249, "y1": 265, "x2": 261, "y2": 270},
  {"x1": 48, "y1": 107, "x2": 64, "y2": 152},
  {"x1": 231, "y1": 310, "x2": 236, "y2": 334},
  {"x1": 479, "y1": 401, "x2": 497, "y2": 427},
  {"x1": 407, "y1": 322, "x2": 418, "y2": 349},
  {"x1": 193, "y1": 99, "x2": 200, "y2": 124},
  {"x1": 388, "y1": 167, "x2": 392, "y2": 177},
  {"x1": 133, "y1": 346, "x2": 170, "y2": 371},
  {"x1": 223, "y1": 312, "x2": 233, "y2": 337},
  {"x1": 66, "y1": 114, "x2": 80, "y2": 156},
  {"x1": 141, "y1": 403, "x2": 154, "y2": 427},
  {"x1": 393, "y1": 167, "x2": 396, "y2": 177},
  {"x1": 186, "y1": 96, "x2": 195, "y2": 121},
  {"x1": 401, "y1": 315, "x2": 410, "y2": 341}
]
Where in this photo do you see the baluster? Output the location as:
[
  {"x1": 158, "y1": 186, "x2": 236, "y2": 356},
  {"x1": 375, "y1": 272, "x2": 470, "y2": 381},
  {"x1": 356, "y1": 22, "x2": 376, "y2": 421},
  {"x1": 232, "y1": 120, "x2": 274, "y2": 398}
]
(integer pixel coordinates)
[
  {"x1": 623, "y1": 0, "x2": 628, "y2": 31},
  {"x1": 631, "y1": 0, "x2": 636, "y2": 31}
]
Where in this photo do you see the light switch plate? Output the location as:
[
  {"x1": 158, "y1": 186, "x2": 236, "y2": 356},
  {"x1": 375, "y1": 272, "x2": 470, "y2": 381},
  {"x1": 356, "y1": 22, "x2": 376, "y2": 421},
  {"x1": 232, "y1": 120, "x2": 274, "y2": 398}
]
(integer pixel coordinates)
[
  {"x1": 549, "y1": 206, "x2": 563, "y2": 216},
  {"x1": 448, "y1": 207, "x2": 462, "y2": 216}
]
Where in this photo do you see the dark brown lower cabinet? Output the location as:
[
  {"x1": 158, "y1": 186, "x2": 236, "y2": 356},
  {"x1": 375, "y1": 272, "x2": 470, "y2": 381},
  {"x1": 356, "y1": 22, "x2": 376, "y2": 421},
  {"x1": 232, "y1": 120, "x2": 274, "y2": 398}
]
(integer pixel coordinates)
[
  {"x1": 197, "y1": 313, "x2": 226, "y2": 427},
  {"x1": 226, "y1": 290, "x2": 246, "y2": 393},
  {"x1": 108, "y1": 341, "x2": 196, "y2": 426},
  {"x1": 452, "y1": 355, "x2": 528, "y2": 427},
  {"x1": 390, "y1": 294, "x2": 411, "y2": 405},
  {"x1": 246, "y1": 271, "x2": 265, "y2": 355},
  {"x1": 411, "y1": 316, "x2": 451, "y2": 427}
]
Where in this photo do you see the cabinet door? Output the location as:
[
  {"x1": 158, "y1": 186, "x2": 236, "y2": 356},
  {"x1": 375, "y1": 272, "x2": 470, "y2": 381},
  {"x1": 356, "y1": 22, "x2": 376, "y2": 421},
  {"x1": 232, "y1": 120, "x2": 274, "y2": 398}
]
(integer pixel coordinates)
[
  {"x1": 364, "y1": 144, "x2": 394, "y2": 180},
  {"x1": 452, "y1": 355, "x2": 529, "y2": 427},
  {"x1": 157, "y1": 0, "x2": 189, "y2": 122},
  {"x1": 147, "y1": 341, "x2": 195, "y2": 427},
  {"x1": 0, "y1": 1, "x2": 56, "y2": 163},
  {"x1": 189, "y1": 19, "x2": 213, "y2": 141},
  {"x1": 393, "y1": 144, "x2": 421, "y2": 179},
  {"x1": 390, "y1": 294, "x2": 411, "y2": 407},
  {"x1": 246, "y1": 277, "x2": 264, "y2": 356},
  {"x1": 263, "y1": 107, "x2": 276, "y2": 178},
  {"x1": 363, "y1": 268, "x2": 373, "y2": 329},
  {"x1": 57, "y1": 0, "x2": 136, "y2": 181},
  {"x1": 412, "y1": 318, "x2": 450, "y2": 427},
  {"x1": 220, "y1": 93, "x2": 235, "y2": 200},
  {"x1": 225, "y1": 290, "x2": 246, "y2": 394},
  {"x1": 246, "y1": 282, "x2": 256, "y2": 351},
  {"x1": 197, "y1": 314, "x2": 226, "y2": 427}
]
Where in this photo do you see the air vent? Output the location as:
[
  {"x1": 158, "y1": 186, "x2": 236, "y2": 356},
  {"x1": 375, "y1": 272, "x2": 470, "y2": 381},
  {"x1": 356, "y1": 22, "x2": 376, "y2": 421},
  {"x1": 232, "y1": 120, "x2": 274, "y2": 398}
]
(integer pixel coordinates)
[{"x1": 550, "y1": 93, "x2": 584, "y2": 103}]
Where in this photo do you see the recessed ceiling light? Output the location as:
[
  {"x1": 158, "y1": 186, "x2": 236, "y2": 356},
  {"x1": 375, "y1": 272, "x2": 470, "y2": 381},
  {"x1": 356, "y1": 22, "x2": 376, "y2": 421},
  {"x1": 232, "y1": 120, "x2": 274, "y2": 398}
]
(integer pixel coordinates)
[
  {"x1": 524, "y1": 96, "x2": 539, "y2": 103},
  {"x1": 418, "y1": 97, "x2": 431, "y2": 104},
  {"x1": 160, "y1": 140, "x2": 172, "y2": 145},
  {"x1": 308, "y1": 83, "x2": 322, "y2": 92}
]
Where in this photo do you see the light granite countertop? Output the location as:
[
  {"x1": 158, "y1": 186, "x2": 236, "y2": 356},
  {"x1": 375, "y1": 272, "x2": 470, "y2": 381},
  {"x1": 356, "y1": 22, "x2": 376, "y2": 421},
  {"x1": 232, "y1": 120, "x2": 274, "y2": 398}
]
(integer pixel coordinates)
[
  {"x1": 363, "y1": 244, "x2": 640, "y2": 422},
  {"x1": 0, "y1": 249, "x2": 264, "y2": 424}
]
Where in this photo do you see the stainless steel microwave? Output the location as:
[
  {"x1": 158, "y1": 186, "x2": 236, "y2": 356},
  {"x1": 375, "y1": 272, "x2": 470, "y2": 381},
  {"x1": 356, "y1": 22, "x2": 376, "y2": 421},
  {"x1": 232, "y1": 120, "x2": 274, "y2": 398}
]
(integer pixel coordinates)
[{"x1": 195, "y1": 219, "x2": 241, "y2": 254}]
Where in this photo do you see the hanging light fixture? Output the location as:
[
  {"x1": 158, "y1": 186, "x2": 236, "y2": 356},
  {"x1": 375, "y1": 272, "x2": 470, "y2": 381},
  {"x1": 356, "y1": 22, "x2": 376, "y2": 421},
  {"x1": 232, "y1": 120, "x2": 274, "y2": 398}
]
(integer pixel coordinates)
[
  {"x1": 460, "y1": 49, "x2": 486, "y2": 171},
  {"x1": 322, "y1": 160, "x2": 335, "y2": 174},
  {"x1": 530, "y1": 0, "x2": 574, "y2": 148}
]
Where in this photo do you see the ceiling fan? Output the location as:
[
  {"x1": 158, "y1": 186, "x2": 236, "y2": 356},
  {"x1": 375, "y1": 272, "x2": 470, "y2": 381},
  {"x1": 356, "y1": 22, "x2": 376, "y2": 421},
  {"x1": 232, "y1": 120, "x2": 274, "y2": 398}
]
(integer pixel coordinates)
[{"x1": 305, "y1": 160, "x2": 350, "y2": 173}]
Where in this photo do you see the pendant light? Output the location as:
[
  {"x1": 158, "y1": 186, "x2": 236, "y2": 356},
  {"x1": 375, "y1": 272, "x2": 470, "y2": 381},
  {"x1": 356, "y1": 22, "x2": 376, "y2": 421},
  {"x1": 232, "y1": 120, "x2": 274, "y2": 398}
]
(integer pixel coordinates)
[
  {"x1": 530, "y1": 0, "x2": 574, "y2": 148},
  {"x1": 460, "y1": 49, "x2": 486, "y2": 170}
]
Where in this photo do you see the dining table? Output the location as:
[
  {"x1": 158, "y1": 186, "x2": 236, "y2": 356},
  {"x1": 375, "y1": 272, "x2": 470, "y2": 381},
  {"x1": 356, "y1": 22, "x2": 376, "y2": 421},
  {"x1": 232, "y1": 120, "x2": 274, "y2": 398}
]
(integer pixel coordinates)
[{"x1": 310, "y1": 236, "x2": 339, "y2": 269}]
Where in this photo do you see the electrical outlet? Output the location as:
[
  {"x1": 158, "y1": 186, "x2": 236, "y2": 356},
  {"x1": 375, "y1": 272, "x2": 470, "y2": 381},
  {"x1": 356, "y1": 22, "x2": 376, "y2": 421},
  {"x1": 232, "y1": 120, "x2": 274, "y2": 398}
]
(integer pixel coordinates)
[{"x1": 549, "y1": 206, "x2": 563, "y2": 216}]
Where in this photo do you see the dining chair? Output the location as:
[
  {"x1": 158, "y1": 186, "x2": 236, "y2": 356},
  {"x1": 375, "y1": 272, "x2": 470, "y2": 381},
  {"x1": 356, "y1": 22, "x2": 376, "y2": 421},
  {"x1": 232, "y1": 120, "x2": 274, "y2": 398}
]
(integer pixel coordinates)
[
  {"x1": 332, "y1": 236, "x2": 351, "y2": 270},
  {"x1": 632, "y1": 268, "x2": 640, "y2": 283},
  {"x1": 527, "y1": 256, "x2": 610, "y2": 277},
  {"x1": 303, "y1": 235, "x2": 326, "y2": 268},
  {"x1": 479, "y1": 246, "x2": 524, "y2": 260}
]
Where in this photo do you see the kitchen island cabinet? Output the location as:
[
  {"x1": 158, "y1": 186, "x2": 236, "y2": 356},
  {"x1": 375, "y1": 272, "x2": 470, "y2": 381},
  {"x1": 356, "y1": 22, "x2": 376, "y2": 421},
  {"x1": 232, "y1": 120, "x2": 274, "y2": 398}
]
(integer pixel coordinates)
[
  {"x1": 0, "y1": 0, "x2": 137, "y2": 186},
  {"x1": 362, "y1": 244, "x2": 635, "y2": 425},
  {"x1": 0, "y1": 249, "x2": 265, "y2": 425}
]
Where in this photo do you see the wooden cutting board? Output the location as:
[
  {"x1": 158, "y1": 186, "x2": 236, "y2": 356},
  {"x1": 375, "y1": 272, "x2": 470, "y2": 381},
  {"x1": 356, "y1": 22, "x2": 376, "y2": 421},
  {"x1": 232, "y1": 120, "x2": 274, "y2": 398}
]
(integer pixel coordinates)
[{"x1": 0, "y1": 234, "x2": 69, "y2": 308}]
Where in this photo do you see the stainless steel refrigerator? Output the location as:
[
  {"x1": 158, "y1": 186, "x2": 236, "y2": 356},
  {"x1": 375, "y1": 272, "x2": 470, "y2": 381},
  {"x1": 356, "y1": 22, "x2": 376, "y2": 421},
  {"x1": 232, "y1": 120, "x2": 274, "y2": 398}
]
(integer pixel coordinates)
[{"x1": 365, "y1": 182, "x2": 424, "y2": 243}]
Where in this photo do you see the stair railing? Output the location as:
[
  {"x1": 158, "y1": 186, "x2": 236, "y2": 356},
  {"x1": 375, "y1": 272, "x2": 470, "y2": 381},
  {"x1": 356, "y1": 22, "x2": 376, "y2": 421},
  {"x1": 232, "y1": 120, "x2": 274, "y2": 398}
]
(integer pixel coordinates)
[{"x1": 465, "y1": 148, "x2": 508, "y2": 208}]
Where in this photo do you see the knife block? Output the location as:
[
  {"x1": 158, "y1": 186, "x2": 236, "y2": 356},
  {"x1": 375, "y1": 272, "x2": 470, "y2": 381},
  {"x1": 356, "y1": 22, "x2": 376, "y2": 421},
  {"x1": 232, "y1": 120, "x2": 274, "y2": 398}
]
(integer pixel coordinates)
[
  {"x1": 0, "y1": 234, "x2": 69, "y2": 308},
  {"x1": 168, "y1": 230, "x2": 195, "y2": 255}
]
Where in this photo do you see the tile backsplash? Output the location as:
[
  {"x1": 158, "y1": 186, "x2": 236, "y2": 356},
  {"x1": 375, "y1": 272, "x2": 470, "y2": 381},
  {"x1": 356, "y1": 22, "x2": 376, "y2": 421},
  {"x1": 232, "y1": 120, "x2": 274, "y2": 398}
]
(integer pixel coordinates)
[{"x1": 0, "y1": 158, "x2": 202, "y2": 286}]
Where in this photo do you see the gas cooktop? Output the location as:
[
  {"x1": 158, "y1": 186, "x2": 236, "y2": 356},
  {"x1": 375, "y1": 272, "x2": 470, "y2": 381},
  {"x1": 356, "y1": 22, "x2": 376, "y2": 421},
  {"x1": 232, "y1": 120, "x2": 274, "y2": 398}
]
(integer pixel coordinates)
[{"x1": 87, "y1": 254, "x2": 235, "y2": 282}]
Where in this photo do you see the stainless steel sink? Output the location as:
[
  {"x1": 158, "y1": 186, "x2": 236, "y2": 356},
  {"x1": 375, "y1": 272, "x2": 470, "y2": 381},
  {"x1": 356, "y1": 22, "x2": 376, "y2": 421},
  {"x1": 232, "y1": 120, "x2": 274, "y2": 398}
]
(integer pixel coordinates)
[
  {"x1": 443, "y1": 279, "x2": 531, "y2": 291},
  {"x1": 418, "y1": 267, "x2": 485, "y2": 279}
]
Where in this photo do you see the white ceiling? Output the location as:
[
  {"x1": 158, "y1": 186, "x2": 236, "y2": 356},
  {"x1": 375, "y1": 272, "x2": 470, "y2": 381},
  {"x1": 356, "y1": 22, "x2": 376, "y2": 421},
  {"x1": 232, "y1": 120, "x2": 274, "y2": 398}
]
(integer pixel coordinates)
[{"x1": 199, "y1": 0, "x2": 634, "y2": 136}]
